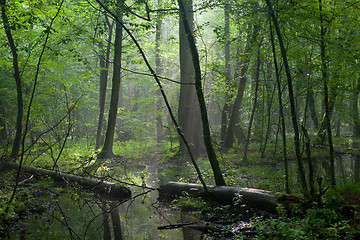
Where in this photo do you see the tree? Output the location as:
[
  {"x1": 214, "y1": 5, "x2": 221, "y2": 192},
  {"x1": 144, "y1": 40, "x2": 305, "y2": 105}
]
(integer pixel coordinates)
[
  {"x1": 178, "y1": 0, "x2": 205, "y2": 158},
  {"x1": 220, "y1": 3, "x2": 232, "y2": 142},
  {"x1": 265, "y1": 0, "x2": 308, "y2": 196},
  {"x1": 96, "y1": 18, "x2": 114, "y2": 149},
  {"x1": 98, "y1": 0, "x2": 123, "y2": 159},
  {"x1": 1, "y1": 0, "x2": 23, "y2": 158},
  {"x1": 319, "y1": 0, "x2": 335, "y2": 186},
  {"x1": 178, "y1": 0, "x2": 226, "y2": 186},
  {"x1": 243, "y1": 49, "x2": 261, "y2": 162},
  {"x1": 224, "y1": 24, "x2": 258, "y2": 148},
  {"x1": 155, "y1": 0, "x2": 164, "y2": 143}
]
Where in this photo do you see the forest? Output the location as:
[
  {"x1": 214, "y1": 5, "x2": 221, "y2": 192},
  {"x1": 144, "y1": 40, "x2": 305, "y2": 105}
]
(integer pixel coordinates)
[{"x1": 0, "y1": 0, "x2": 360, "y2": 239}]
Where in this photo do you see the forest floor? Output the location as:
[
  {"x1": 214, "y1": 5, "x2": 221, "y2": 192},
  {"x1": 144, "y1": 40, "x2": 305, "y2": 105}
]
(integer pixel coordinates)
[{"x1": 1, "y1": 139, "x2": 360, "y2": 239}]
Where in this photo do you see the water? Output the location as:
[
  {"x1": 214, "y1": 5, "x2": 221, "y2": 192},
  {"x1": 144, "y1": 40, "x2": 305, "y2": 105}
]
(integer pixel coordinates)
[{"x1": 5, "y1": 161, "x2": 203, "y2": 239}]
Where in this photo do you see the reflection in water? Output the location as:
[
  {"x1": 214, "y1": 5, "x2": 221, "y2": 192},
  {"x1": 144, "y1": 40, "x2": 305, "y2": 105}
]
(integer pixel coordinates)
[{"x1": 8, "y1": 186, "x2": 187, "y2": 239}]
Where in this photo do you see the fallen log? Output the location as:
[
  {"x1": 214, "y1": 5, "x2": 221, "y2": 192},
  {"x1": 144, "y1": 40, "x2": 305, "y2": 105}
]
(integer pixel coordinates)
[
  {"x1": 158, "y1": 182, "x2": 287, "y2": 213},
  {"x1": 4, "y1": 162, "x2": 131, "y2": 200}
]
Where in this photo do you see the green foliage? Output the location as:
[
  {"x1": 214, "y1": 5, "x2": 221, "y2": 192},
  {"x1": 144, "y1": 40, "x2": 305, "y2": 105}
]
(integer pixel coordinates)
[{"x1": 252, "y1": 205, "x2": 360, "y2": 240}]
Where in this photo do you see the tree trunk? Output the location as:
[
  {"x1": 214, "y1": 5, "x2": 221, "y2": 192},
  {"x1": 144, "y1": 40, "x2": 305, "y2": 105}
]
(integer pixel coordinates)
[
  {"x1": 178, "y1": 0, "x2": 204, "y2": 158},
  {"x1": 269, "y1": 18, "x2": 289, "y2": 193},
  {"x1": 109, "y1": 202, "x2": 123, "y2": 240},
  {"x1": 155, "y1": 0, "x2": 164, "y2": 143},
  {"x1": 319, "y1": 0, "x2": 335, "y2": 186},
  {"x1": 1, "y1": 0, "x2": 23, "y2": 158},
  {"x1": 158, "y1": 182, "x2": 281, "y2": 213},
  {"x1": 266, "y1": 0, "x2": 309, "y2": 196},
  {"x1": 96, "y1": 20, "x2": 114, "y2": 149},
  {"x1": 220, "y1": 3, "x2": 232, "y2": 142},
  {"x1": 243, "y1": 50, "x2": 261, "y2": 162},
  {"x1": 98, "y1": 2, "x2": 123, "y2": 160},
  {"x1": 4, "y1": 162, "x2": 131, "y2": 199},
  {"x1": 178, "y1": 0, "x2": 226, "y2": 186},
  {"x1": 316, "y1": 87, "x2": 337, "y2": 145},
  {"x1": 307, "y1": 89, "x2": 319, "y2": 130},
  {"x1": 100, "y1": 202, "x2": 112, "y2": 240},
  {"x1": 224, "y1": 25, "x2": 258, "y2": 148},
  {"x1": 0, "y1": 101, "x2": 7, "y2": 141},
  {"x1": 353, "y1": 78, "x2": 360, "y2": 183}
]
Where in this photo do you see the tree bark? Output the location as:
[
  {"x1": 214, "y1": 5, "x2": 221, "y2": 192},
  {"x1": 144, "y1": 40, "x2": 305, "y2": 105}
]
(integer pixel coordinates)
[
  {"x1": 0, "y1": 101, "x2": 7, "y2": 141},
  {"x1": 243, "y1": 50, "x2": 261, "y2": 162},
  {"x1": 307, "y1": 89, "x2": 319, "y2": 130},
  {"x1": 269, "y1": 18, "x2": 289, "y2": 193},
  {"x1": 266, "y1": 0, "x2": 309, "y2": 196},
  {"x1": 100, "y1": 202, "x2": 112, "y2": 240},
  {"x1": 98, "y1": 1, "x2": 123, "y2": 160},
  {"x1": 158, "y1": 182, "x2": 281, "y2": 213},
  {"x1": 4, "y1": 162, "x2": 131, "y2": 199},
  {"x1": 319, "y1": 0, "x2": 335, "y2": 186},
  {"x1": 96, "y1": 20, "x2": 114, "y2": 149},
  {"x1": 1, "y1": 0, "x2": 23, "y2": 158},
  {"x1": 155, "y1": 0, "x2": 164, "y2": 143},
  {"x1": 109, "y1": 202, "x2": 123, "y2": 240},
  {"x1": 352, "y1": 78, "x2": 360, "y2": 183},
  {"x1": 178, "y1": 0, "x2": 204, "y2": 158},
  {"x1": 224, "y1": 25, "x2": 258, "y2": 148},
  {"x1": 220, "y1": 3, "x2": 232, "y2": 142},
  {"x1": 178, "y1": 0, "x2": 226, "y2": 186}
]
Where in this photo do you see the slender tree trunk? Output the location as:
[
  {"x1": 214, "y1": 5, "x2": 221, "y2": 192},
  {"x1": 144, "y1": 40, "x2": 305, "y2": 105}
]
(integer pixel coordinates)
[
  {"x1": 0, "y1": 101, "x2": 7, "y2": 141},
  {"x1": 266, "y1": 0, "x2": 308, "y2": 196},
  {"x1": 155, "y1": 0, "x2": 164, "y2": 143},
  {"x1": 316, "y1": 88, "x2": 337, "y2": 144},
  {"x1": 178, "y1": 0, "x2": 204, "y2": 158},
  {"x1": 178, "y1": 0, "x2": 226, "y2": 186},
  {"x1": 98, "y1": 1, "x2": 123, "y2": 159},
  {"x1": 352, "y1": 78, "x2": 360, "y2": 183},
  {"x1": 109, "y1": 203, "x2": 123, "y2": 240},
  {"x1": 307, "y1": 89, "x2": 319, "y2": 130},
  {"x1": 224, "y1": 25, "x2": 258, "y2": 148},
  {"x1": 243, "y1": 50, "x2": 261, "y2": 162},
  {"x1": 1, "y1": 0, "x2": 23, "y2": 158},
  {"x1": 96, "y1": 21, "x2": 114, "y2": 149},
  {"x1": 319, "y1": 0, "x2": 335, "y2": 186},
  {"x1": 101, "y1": 202, "x2": 111, "y2": 240},
  {"x1": 220, "y1": 3, "x2": 232, "y2": 142},
  {"x1": 302, "y1": 125, "x2": 315, "y2": 197},
  {"x1": 261, "y1": 77, "x2": 276, "y2": 158}
]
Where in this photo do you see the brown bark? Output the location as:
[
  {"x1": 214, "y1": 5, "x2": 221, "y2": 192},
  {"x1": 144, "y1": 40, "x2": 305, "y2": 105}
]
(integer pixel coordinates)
[
  {"x1": 178, "y1": 0, "x2": 204, "y2": 158},
  {"x1": 178, "y1": 0, "x2": 226, "y2": 186},
  {"x1": 98, "y1": 1, "x2": 123, "y2": 160},
  {"x1": 96, "y1": 20, "x2": 114, "y2": 149}
]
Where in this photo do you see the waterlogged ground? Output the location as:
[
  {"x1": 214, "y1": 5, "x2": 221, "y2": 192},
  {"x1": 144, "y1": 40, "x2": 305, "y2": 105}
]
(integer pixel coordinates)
[
  {"x1": 2, "y1": 140, "x2": 359, "y2": 239},
  {"x1": 2, "y1": 153, "x2": 210, "y2": 239}
]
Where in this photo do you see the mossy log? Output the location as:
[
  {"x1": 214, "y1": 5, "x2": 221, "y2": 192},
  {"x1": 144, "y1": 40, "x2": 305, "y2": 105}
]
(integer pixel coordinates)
[
  {"x1": 5, "y1": 162, "x2": 131, "y2": 200},
  {"x1": 158, "y1": 182, "x2": 288, "y2": 213}
]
